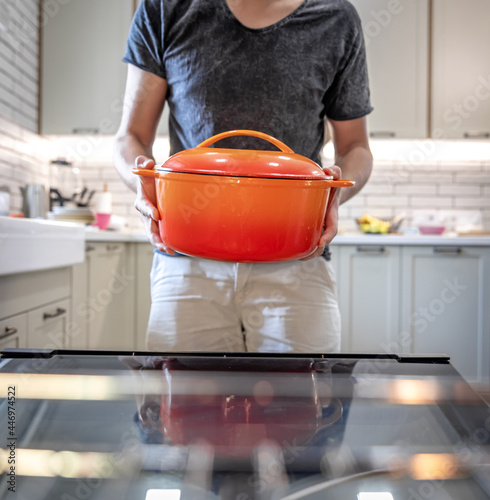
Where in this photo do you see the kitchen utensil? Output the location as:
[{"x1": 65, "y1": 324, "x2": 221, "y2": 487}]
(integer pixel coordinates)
[
  {"x1": 132, "y1": 130, "x2": 354, "y2": 262},
  {"x1": 75, "y1": 189, "x2": 96, "y2": 208},
  {"x1": 49, "y1": 187, "x2": 67, "y2": 209},
  {"x1": 49, "y1": 158, "x2": 83, "y2": 207},
  {"x1": 20, "y1": 184, "x2": 48, "y2": 218}
]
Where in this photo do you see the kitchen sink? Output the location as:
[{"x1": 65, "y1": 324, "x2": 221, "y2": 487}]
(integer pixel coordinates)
[{"x1": 0, "y1": 216, "x2": 84, "y2": 276}]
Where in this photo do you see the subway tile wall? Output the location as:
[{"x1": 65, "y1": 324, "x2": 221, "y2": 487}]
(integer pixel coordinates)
[
  {"x1": 48, "y1": 135, "x2": 490, "y2": 234},
  {"x1": 338, "y1": 158, "x2": 490, "y2": 232},
  {"x1": 0, "y1": 1, "x2": 50, "y2": 213},
  {"x1": 1, "y1": 128, "x2": 489, "y2": 233},
  {"x1": 334, "y1": 142, "x2": 490, "y2": 232},
  {"x1": 0, "y1": 0, "x2": 39, "y2": 133},
  {"x1": 0, "y1": 115, "x2": 50, "y2": 213}
]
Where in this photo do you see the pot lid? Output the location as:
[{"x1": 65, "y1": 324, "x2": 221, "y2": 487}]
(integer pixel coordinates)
[{"x1": 156, "y1": 130, "x2": 332, "y2": 180}]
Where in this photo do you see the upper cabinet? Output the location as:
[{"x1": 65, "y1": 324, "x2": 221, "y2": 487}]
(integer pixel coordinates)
[
  {"x1": 40, "y1": 0, "x2": 489, "y2": 139},
  {"x1": 350, "y1": 0, "x2": 429, "y2": 139},
  {"x1": 41, "y1": 0, "x2": 133, "y2": 135},
  {"x1": 41, "y1": 0, "x2": 169, "y2": 136},
  {"x1": 352, "y1": 0, "x2": 490, "y2": 139},
  {"x1": 431, "y1": 0, "x2": 490, "y2": 139}
]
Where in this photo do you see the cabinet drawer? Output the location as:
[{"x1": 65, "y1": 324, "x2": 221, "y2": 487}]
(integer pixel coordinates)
[
  {"x1": 86, "y1": 242, "x2": 125, "y2": 257},
  {"x1": 0, "y1": 314, "x2": 27, "y2": 350},
  {"x1": 0, "y1": 267, "x2": 71, "y2": 319},
  {"x1": 27, "y1": 299, "x2": 71, "y2": 349}
]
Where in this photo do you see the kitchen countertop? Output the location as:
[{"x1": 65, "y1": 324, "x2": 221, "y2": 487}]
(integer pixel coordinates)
[
  {"x1": 84, "y1": 227, "x2": 149, "y2": 242},
  {"x1": 331, "y1": 232, "x2": 490, "y2": 246},
  {"x1": 0, "y1": 216, "x2": 85, "y2": 276},
  {"x1": 85, "y1": 228, "x2": 490, "y2": 247},
  {"x1": 2, "y1": 218, "x2": 489, "y2": 278}
]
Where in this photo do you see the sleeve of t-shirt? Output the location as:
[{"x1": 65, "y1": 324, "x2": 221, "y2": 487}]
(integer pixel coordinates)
[
  {"x1": 323, "y1": 5, "x2": 373, "y2": 121},
  {"x1": 122, "y1": 0, "x2": 166, "y2": 80}
]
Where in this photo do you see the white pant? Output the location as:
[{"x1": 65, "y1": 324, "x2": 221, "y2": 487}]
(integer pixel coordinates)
[{"x1": 147, "y1": 253, "x2": 341, "y2": 353}]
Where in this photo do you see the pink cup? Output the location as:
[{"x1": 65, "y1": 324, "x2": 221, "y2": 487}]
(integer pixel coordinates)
[{"x1": 95, "y1": 212, "x2": 111, "y2": 230}]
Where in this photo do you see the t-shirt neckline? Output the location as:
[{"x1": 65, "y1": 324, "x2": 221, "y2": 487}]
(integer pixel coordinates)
[{"x1": 220, "y1": 0, "x2": 309, "y2": 33}]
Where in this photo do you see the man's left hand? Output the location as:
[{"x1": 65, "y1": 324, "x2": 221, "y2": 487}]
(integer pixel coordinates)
[{"x1": 301, "y1": 165, "x2": 341, "y2": 261}]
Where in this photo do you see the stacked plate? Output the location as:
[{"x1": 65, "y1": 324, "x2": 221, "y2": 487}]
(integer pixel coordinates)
[{"x1": 47, "y1": 206, "x2": 95, "y2": 225}]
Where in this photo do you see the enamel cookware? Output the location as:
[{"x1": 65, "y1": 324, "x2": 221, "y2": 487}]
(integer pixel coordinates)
[{"x1": 132, "y1": 130, "x2": 354, "y2": 262}]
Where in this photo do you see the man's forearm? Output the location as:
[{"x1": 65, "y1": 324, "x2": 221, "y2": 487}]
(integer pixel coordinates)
[
  {"x1": 335, "y1": 145, "x2": 373, "y2": 204},
  {"x1": 114, "y1": 133, "x2": 154, "y2": 193}
]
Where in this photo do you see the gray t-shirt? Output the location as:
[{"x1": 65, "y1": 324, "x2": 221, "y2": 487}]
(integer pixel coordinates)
[{"x1": 123, "y1": 0, "x2": 372, "y2": 164}]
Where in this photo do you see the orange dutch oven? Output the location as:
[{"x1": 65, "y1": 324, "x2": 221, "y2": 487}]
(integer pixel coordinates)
[{"x1": 132, "y1": 130, "x2": 354, "y2": 262}]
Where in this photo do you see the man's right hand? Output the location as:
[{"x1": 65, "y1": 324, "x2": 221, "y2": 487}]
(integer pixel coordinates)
[{"x1": 134, "y1": 155, "x2": 175, "y2": 255}]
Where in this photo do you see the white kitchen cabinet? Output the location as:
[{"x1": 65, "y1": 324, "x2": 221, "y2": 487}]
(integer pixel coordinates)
[
  {"x1": 83, "y1": 242, "x2": 136, "y2": 350},
  {"x1": 329, "y1": 245, "x2": 340, "y2": 280},
  {"x1": 135, "y1": 243, "x2": 154, "y2": 350},
  {"x1": 400, "y1": 246, "x2": 490, "y2": 385},
  {"x1": 350, "y1": 0, "x2": 429, "y2": 138},
  {"x1": 431, "y1": 0, "x2": 490, "y2": 139},
  {"x1": 41, "y1": 0, "x2": 134, "y2": 135},
  {"x1": 0, "y1": 314, "x2": 27, "y2": 350},
  {"x1": 70, "y1": 258, "x2": 89, "y2": 349},
  {"x1": 27, "y1": 299, "x2": 71, "y2": 349},
  {"x1": 41, "y1": 0, "x2": 170, "y2": 136},
  {"x1": 337, "y1": 244, "x2": 401, "y2": 353},
  {"x1": 0, "y1": 267, "x2": 72, "y2": 350},
  {"x1": 334, "y1": 242, "x2": 490, "y2": 388}
]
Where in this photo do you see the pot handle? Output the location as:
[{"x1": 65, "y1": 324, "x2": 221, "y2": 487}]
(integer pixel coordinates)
[
  {"x1": 326, "y1": 179, "x2": 355, "y2": 187},
  {"x1": 195, "y1": 129, "x2": 295, "y2": 153},
  {"x1": 132, "y1": 168, "x2": 159, "y2": 178},
  {"x1": 325, "y1": 180, "x2": 355, "y2": 212}
]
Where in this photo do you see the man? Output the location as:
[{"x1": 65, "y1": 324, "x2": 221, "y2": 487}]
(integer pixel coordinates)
[{"x1": 114, "y1": 0, "x2": 373, "y2": 353}]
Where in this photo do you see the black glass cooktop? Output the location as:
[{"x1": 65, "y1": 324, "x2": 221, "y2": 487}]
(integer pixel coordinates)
[{"x1": 1, "y1": 349, "x2": 489, "y2": 499}]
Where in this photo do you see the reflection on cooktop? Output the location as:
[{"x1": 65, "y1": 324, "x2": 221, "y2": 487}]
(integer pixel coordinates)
[{"x1": 0, "y1": 350, "x2": 489, "y2": 499}]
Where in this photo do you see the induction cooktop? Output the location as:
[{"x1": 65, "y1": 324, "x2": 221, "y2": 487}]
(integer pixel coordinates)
[{"x1": 1, "y1": 349, "x2": 489, "y2": 499}]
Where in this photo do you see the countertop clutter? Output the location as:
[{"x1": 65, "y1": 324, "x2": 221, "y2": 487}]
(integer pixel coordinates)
[{"x1": 2, "y1": 215, "x2": 490, "y2": 276}]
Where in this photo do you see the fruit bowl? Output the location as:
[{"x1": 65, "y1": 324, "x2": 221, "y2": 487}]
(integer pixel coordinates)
[{"x1": 356, "y1": 214, "x2": 403, "y2": 234}]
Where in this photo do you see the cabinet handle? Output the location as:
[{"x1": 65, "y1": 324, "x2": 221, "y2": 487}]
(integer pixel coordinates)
[
  {"x1": 464, "y1": 131, "x2": 490, "y2": 139},
  {"x1": 43, "y1": 308, "x2": 67, "y2": 320},
  {"x1": 72, "y1": 127, "x2": 100, "y2": 135},
  {"x1": 433, "y1": 247, "x2": 462, "y2": 255},
  {"x1": 357, "y1": 246, "x2": 385, "y2": 254},
  {"x1": 106, "y1": 244, "x2": 120, "y2": 252},
  {"x1": 0, "y1": 326, "x2": 17, "y2": 341},
  {"x1": 370, "y1": 131, "x2": 396, "y2": 138},
  {"x1": 86, "y1": 245, "x2": 96, "y2": 252}
]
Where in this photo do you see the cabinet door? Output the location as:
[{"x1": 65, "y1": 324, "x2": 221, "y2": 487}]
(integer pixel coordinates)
[
  {"x1": 329, "y1": 244, "x2": 341, "y2": 286},
  {"x1": 41, "y1": 0, "x2": 134, "y2": 134},
  {"x1": 0, "y1": 314, "x2": 27, "y2": 350},
  {"x1": 70, "y1": 259, "x2": 89, "y2": 349},
  {"x1": 27, "y1": 299, "x2": 71, "y2": 349},
  {"x1": 350, "y1": 0, "x2": 429, "y2": 138},
  {"x1": 86, "y1": 243, "x2": 136, "y2": 350},
  {"x1": 431, "y1": 0, "x2": 490, "y2": 139},
  {"x1": 135, "y1": 243, "x2": 154, "y2": 350},
  {"x1": 338, "y1": 245, "x2": 401, "y2": 353},
  {"x1": 400, "y1": 246, "x2": 490, "y2": 385}
]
